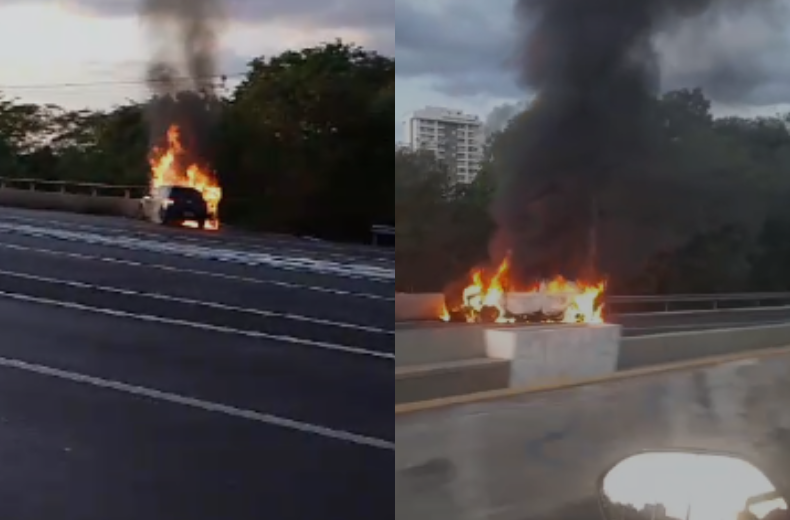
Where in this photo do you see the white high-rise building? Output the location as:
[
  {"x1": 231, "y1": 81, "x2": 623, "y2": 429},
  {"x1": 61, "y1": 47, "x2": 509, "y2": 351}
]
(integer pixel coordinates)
[{"x1": 403, "y1": 107, "x2": 485, "y2": 183}]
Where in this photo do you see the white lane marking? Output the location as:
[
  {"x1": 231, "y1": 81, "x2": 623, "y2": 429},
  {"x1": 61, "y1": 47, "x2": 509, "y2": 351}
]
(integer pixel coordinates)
[
  {"x1": 0, "y1": 290, "x2": 394, "y2": 360},
  {"x1": 0, "y1": 267, "x2": 393, "y2": 335},
  {"x1": 0, "y1": 222, "x2": 394, "y2": 281},
  {"x1": 0, "y1": 239, "x2": 393, "y2": 302},
  {"x1": 0, "y1": 213, "x2": 395, "y2": 264},
  {"x1": 0, "y1": 355, "x2": 392, "y2": 449}
]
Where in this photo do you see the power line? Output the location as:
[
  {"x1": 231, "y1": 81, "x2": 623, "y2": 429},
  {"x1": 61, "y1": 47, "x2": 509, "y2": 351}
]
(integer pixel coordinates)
[{"x1": 0, "y1": 72, "x2": 247, "y2": 92}]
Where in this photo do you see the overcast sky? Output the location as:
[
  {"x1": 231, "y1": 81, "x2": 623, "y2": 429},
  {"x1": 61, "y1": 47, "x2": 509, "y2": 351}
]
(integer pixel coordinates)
[
  {"x1": 395, "y1": 0, "x2": 790, "y2": 141},
  {"x1": 0, "y1": 0, "x2": 392, "y2": 110}
]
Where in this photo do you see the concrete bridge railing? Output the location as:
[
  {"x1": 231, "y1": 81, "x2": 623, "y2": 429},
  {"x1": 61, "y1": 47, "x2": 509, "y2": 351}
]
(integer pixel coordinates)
[
  {"x1": 0, "y1": 177, "x2": 147, "y2": 198},
  {"x1": 0, "y1": 178, "x2": 146, "y2": 218}
]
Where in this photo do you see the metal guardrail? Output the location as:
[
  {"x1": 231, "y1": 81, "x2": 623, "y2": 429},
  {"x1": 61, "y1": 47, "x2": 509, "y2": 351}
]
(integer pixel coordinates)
[
  {"x1": 371, "y1": 224, "x2": 394, "y2": 246},
  {"x1": 0, "y1": 177, "x2": 147, "y2": 198},
  {"x1": 605, "y1": 292, "x2": 790, "y2": 312}
]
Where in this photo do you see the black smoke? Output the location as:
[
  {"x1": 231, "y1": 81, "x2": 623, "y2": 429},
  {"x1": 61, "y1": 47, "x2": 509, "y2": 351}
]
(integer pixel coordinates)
[
  {"x1": 141, "y1": 0, "x2": 225, "y2": 95},
  {"x1": 140, "y1": 0, "x2": 225, "y2": 169},
  {"x1": 490, "y1": 0, "x2": 779, "y2": 284}
]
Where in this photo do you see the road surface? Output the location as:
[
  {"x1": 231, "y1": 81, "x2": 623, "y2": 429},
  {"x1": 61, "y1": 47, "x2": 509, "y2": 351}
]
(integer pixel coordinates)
[{"x1": 0, "y1": 207, "x2": 393, "y2": 519}]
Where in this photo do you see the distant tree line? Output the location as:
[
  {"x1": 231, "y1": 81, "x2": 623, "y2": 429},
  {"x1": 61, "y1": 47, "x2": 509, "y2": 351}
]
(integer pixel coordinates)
[
  {"x1": 0, "y1": 41, "x2": 393, "y2": 243},
  {"x1": 397, "y1": 88, "x2": 790, "y2": 294}
]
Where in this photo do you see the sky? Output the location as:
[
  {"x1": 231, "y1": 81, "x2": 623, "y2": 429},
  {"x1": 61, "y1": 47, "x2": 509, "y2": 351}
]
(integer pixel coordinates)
[
  {"x1": 395, "y1": 0, "x2": 790, "y2": 142},
  {"x1": 0, "y1": 0, "x2": 392, "y2": 110}
]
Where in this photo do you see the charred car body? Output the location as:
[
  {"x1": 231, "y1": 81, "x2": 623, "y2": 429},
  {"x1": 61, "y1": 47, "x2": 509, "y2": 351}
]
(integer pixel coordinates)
[{"x1": 140, "y1": 185, "x2": 212, "y2": 228}]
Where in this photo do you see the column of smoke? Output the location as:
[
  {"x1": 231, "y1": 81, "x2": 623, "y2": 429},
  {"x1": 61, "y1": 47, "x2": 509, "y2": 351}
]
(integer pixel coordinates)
[
  {"x1": 492, "y1": 0, "x2": 766, "y2": 284},
  {"x1": 140, "y1": 0, "x2": 225, "y2": 170}
]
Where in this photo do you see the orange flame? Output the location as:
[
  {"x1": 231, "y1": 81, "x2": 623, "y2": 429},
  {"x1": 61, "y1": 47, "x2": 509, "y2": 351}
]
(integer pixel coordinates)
[
  {"x1": 449, "y1": 257, "x2": 604, "y2": 323},
  {"x1": 545, "y1": 277, "x2": 605, "y2": 324},
  {"x1": 461, "y1": 256, "x2": 514, "y2": 323},
  {"x1": 149, "y1": 125, "x2": 222, "y2": 230}
]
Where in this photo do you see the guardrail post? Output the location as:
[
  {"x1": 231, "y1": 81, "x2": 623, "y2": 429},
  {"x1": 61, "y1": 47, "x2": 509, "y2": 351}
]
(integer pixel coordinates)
[{"x1": 28, "y1": 182, "x2": 34, "y2": 191}]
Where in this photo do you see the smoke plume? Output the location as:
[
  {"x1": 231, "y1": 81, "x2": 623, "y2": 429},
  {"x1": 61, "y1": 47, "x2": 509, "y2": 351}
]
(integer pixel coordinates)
[
  {"x1": 491, "y1": 0, "x2": 782, "y2": 284},
  {"x1": 141, "y1": 0, "x2": 225, "y2": 95},
  {"x1": 140, "y1": 0, "x2": 225, "y2": 170}
]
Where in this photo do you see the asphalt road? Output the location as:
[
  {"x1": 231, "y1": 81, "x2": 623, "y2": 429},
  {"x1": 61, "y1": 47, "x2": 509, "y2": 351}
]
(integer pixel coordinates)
[{"x1": 0, "y1": 206, "x2": 393, "y2": 520}]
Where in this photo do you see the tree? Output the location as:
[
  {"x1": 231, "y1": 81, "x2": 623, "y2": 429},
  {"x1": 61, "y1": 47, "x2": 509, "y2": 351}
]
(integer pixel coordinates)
[
  {"x1": 394, "y1": 148, "x2": 496, "y2": 291},
  {"x1": 221, "y1": 41, "x2": 393, "y2": 239},
  {"x1": 0, "y1": 96, "x2": 54, "y2": 155}
]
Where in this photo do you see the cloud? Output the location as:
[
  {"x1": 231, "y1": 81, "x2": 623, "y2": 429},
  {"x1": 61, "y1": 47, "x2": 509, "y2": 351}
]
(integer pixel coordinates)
[
  {"x1": 656, "y1": 4, "x2": 790, "y2": 105},
  {"x1": 395, "y1": 0, "x2": 519, "y2": 97},
  {"x1": 0, "y1": 0, "x2": 391, "y2": 54},
  {"x1": 22, "y1": 0, "x2": 392, "y2": 31},
  {"x1": 395, "y1": 0, "x2": 790, "y2": 106}
]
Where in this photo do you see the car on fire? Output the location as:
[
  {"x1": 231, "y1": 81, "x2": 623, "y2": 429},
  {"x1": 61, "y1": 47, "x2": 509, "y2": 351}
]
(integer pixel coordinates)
[{"x1": 140, "y1": 185, "x2": 212, "y2": 228}]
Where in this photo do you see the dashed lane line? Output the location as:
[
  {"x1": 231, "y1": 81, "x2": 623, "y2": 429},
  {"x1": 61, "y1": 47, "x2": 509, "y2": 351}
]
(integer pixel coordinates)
[
  {"x1": 0, "y1": 267, "x2": 392, "y2": 335},
  {"x1": 0, "y1": 290, "x2": 394, "y2": 360},
  {"x1": 0, "y1": 355, "x2": 393, "y2": 450}
]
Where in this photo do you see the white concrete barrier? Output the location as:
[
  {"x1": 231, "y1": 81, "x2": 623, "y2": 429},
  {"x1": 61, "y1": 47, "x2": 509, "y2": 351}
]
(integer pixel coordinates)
[{"x1": 486, "y1": 324, "x2": 621, "y2": 388}]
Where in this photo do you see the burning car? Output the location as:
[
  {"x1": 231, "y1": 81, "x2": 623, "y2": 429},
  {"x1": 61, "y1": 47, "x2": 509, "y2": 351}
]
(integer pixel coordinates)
[
  {"x1": 143, "y1": 124, "x2": 222, "y2": 230},
  {"x1": 442, "y1": 255, "x2": 605, "y2": 324},
  {"x1": 140, "y1": 185, "x2": 212, "y2": 228}
]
